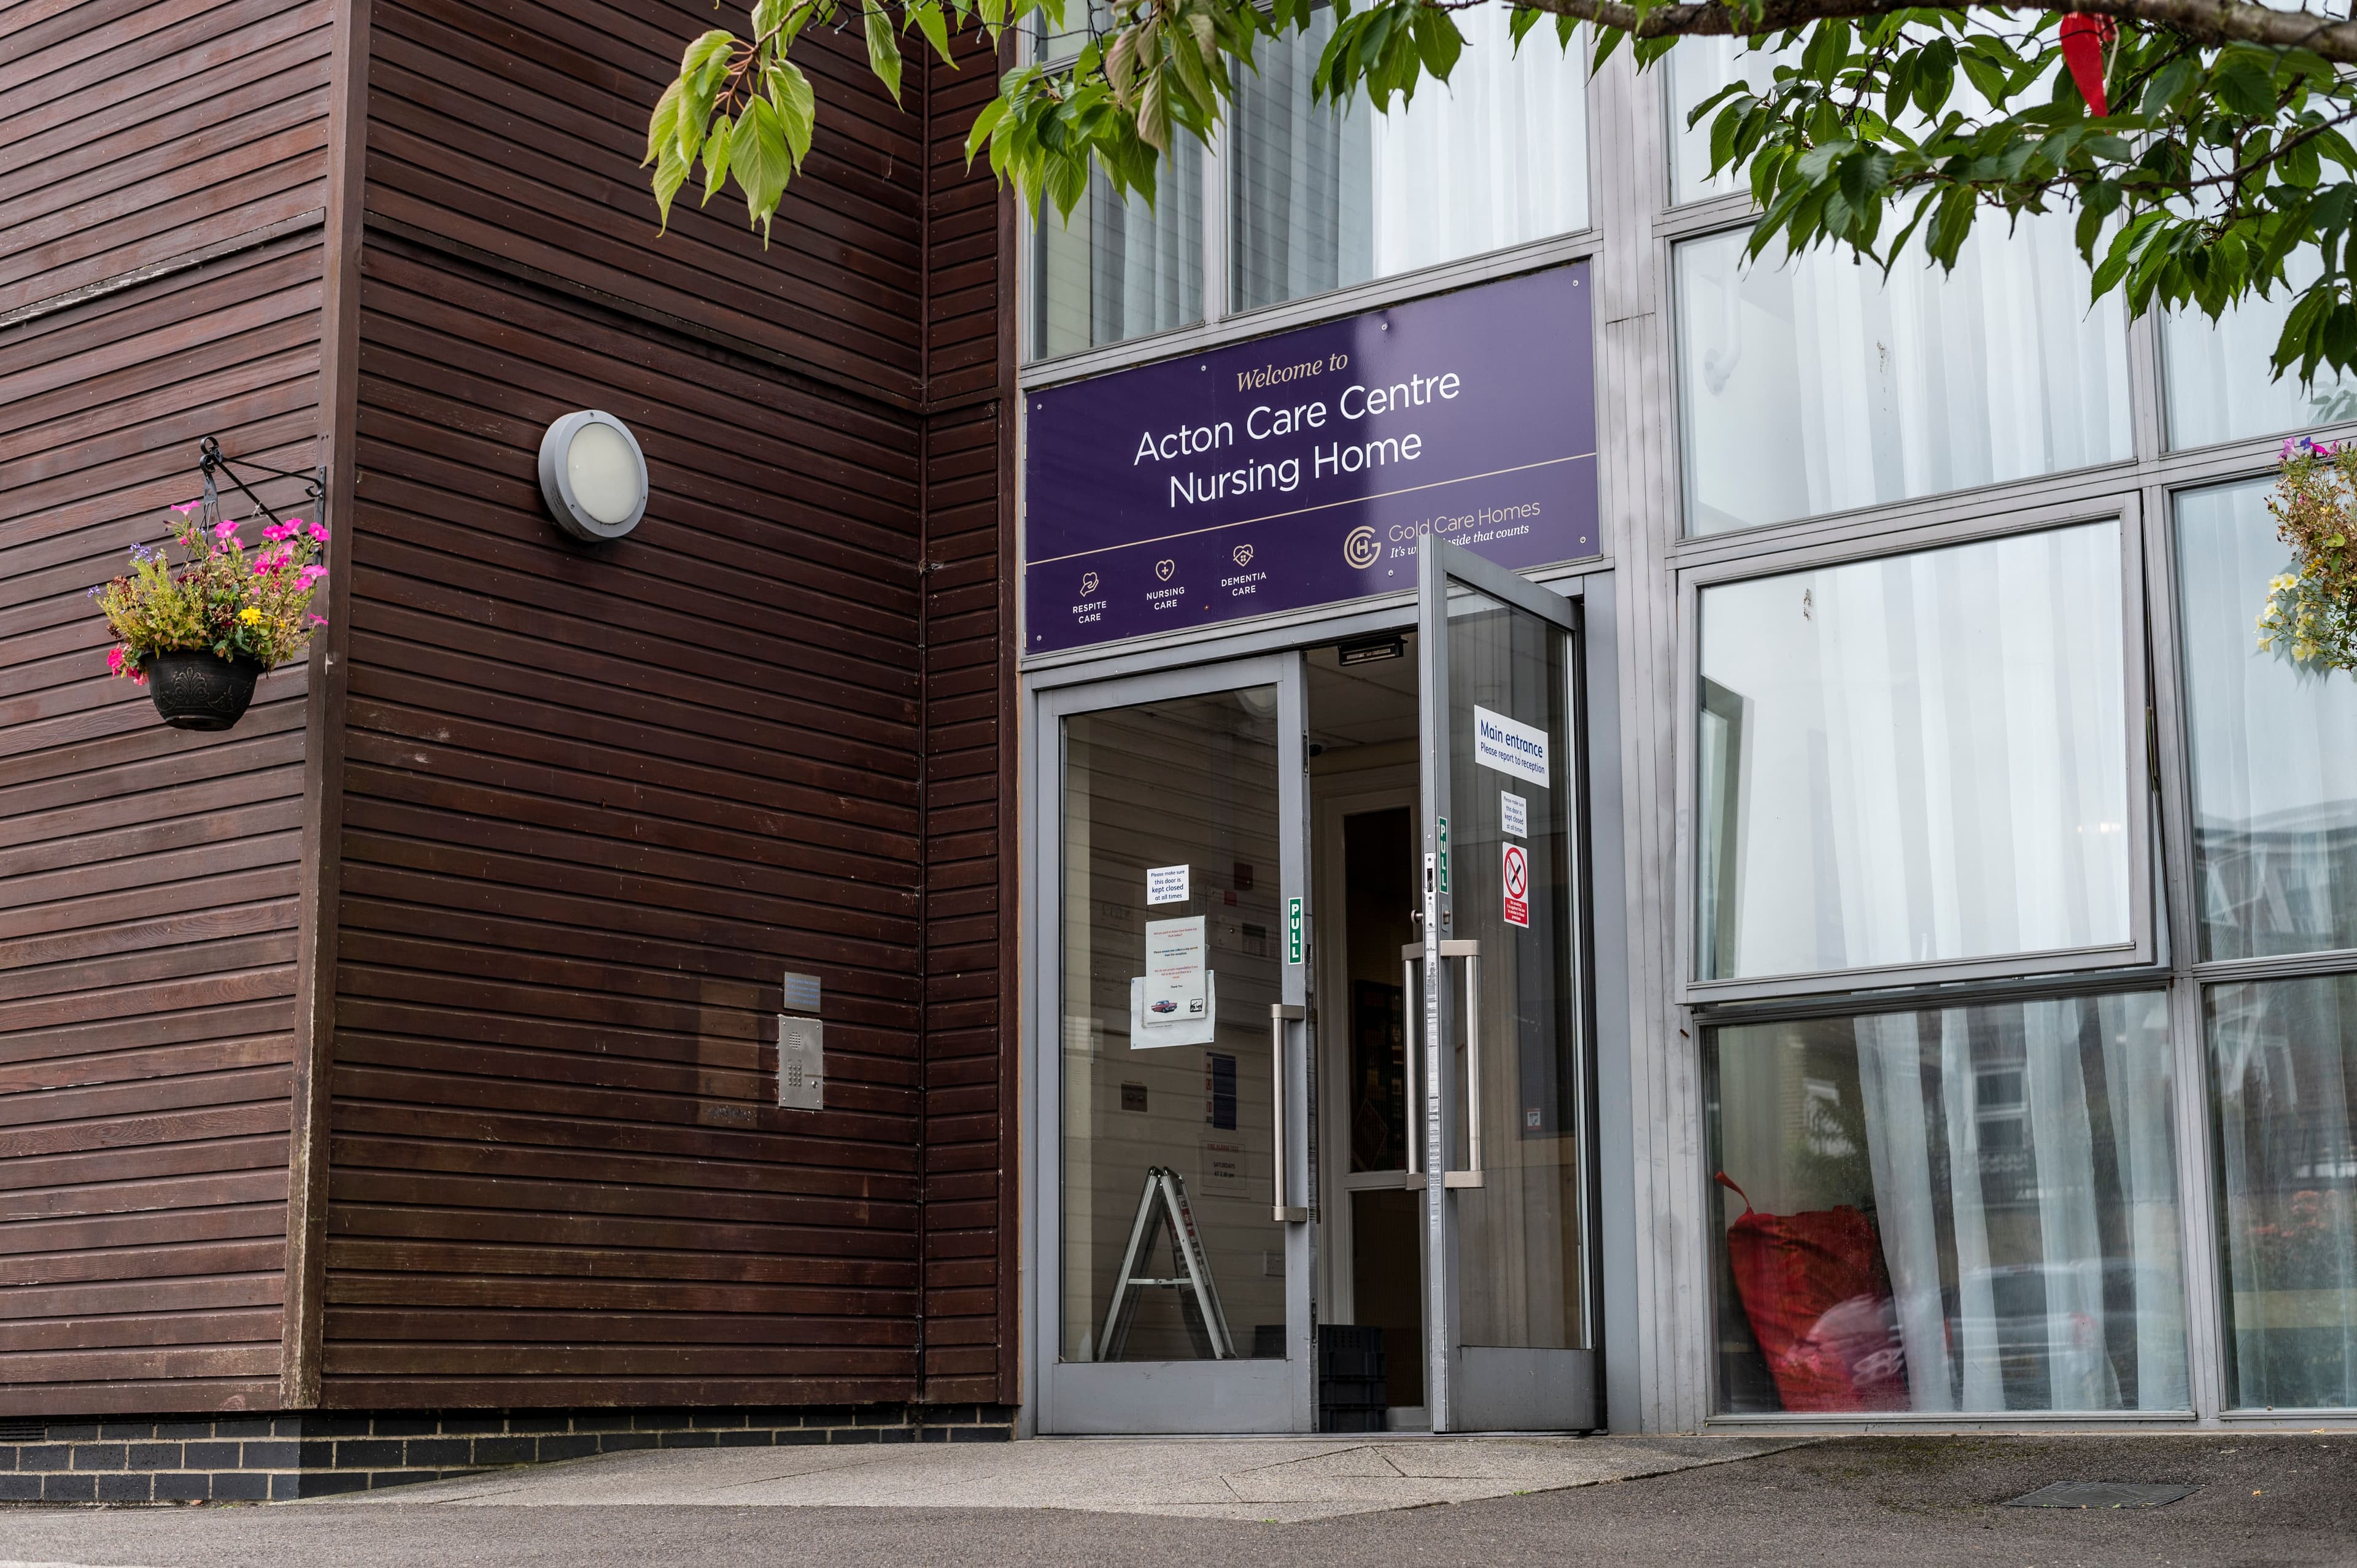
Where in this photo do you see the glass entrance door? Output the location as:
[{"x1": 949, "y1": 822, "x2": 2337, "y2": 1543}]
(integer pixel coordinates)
[
  {"x1": 1412, "y1": 536, "x2": 1597, "y2": 1431},
  {"x1": 1034, "y1": 654, "x2": 1314, "y2": 1433}
]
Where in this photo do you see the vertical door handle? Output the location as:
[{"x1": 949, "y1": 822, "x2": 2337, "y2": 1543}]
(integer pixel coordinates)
[
  {"x1": 1271, "y1": 1003, "x2": 1308, "y2": 1222},
  {"x1": 1401, "y1": 947, "x2": 1422, "y2": 1178},
  {"x1": 1439, "y1": 940, "x2": 1484, "y2": 1189}
]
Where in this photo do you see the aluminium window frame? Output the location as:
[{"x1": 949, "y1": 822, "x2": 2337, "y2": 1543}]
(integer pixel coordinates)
[{"x1": 1672, "y1": 492, "x2": 2161, "y2": 1005}]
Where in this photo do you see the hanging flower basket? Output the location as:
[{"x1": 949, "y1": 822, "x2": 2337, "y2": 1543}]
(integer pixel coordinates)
[
  {"x1": 2258, "y1": 436, "x2": 2357, "y2": 676},
  {"x1": 89, "y1": 488, "x2": 328, "y2": 732}
]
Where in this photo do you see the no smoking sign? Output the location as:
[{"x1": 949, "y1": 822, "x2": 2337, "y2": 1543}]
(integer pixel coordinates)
[{"x1": 1501, "y1": 842, "x2": 1530, "y2": 930}]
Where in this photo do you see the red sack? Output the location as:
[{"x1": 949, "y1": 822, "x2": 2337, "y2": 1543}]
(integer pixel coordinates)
[{"x1": 1716, "y1": 1172, "x2": 1908, "y2": 1413}]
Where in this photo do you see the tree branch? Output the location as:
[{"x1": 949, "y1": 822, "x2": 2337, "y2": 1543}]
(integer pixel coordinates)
[{"x1": 1516, "y1": 0, "x2": 2357, "y2": 66}]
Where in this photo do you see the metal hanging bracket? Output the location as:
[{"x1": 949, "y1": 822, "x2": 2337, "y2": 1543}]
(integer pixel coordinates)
[{"x1": 196, "y1": 435, "x2": 327, "y2": 534}]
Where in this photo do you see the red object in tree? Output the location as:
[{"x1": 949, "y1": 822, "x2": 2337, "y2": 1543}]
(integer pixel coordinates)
[
  {"x1": 2060, "y1": 14, "x2": 2119, "y2": 117},
  {"x1": 1716, "y1": 1172, "x2": 1910, "y2": 1413}
]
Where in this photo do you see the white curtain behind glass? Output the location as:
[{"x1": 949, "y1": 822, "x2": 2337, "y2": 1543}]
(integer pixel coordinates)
[
  {"x1": 1851, "y1": 997, "x2": 2186, "y2": 1413},
  {"x1": 1698, "y1": 523, "x2": 2132, "y2": 982},
  {"x1": 2175, "y1": 481, "x2": 2357, "y2": 960},
  {"x1": 2209, "y1": 978, "x2": 2357, "y2": 1410},
  {"x1": 1229, "y1": 6, "x2": 1586, "y2": 314},
  {"x1": 1677, "y1": 214, "x2": 2132, "y2": 536}
]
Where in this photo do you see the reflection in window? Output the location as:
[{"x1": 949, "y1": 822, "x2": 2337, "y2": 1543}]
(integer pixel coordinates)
[
  {"x1": 2177, "y1": 480, "x2": 2357, "y2": 960},
  {"x1": 1032, "y1": 140, "x2": 1204, "y2": 360},
  {"x1": 1229, "y1": 6, "x2": 1587, "y2": 313},
  {"x1": 1696, "y1": 522, "x2": 2133, "y2": 983},
  {"x1": 1675, "y1": 219, "x2": 2131, "y2": 535},
  {"x1": 2208, "y1": 975, "x2": 2357, "y2": 1409},
  {"x1": 2165, "y1": 250, "x2": 2357, "y2": 449},
  {"x1": 1709, "y1": 993, "x2": 2186, "y2": 1414}
]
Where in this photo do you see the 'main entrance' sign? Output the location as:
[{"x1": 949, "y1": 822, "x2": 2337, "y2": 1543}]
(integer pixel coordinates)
[{"x1": 1023, "y1": 265, "x2": 1598, "y2": 655}]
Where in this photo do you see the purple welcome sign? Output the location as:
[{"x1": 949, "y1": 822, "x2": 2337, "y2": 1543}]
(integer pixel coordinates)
[{"x1": 1023, "y1": 265, "x2": 1597, "y2": 654}]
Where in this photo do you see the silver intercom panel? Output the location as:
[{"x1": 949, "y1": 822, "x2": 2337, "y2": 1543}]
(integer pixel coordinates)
[{"x1": 778, "y1": 971, "x2": 824, "y2": 1111}]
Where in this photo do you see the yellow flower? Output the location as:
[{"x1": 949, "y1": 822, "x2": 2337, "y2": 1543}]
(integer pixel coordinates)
[
  {"x1": 2272, "y1": 574, "x2": 2299, "y2": 593},
  {"x1": 239, "y1": 606, "x2": 261, "y2": 624}
]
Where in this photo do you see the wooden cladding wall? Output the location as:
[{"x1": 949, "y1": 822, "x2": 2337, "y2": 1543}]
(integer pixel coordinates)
[
  {"x1": 917, "y1": 34, "x2": 1012, "y2": 1402},
  {"x1": 0, "y1": 234, "x2": 327, "y2": 1416},
  {"x1": 322, "y1": 234, "x2": 929, "y2": 1408},
  {"x1": 0, "y1": 0, "x2": 333, "y2": 315},
  {"x1": 361, "y1": 0, "x2": 928, "y2": 408}
]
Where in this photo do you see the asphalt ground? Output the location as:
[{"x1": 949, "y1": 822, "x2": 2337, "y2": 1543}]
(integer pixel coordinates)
[{"x1": 3, "y1": 1434, "x2": 2354, "y2": 1567}]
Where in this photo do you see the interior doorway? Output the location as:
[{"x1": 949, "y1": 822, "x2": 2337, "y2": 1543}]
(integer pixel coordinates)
[{"x1": 1309, "y1": 637, "x2": 1427, "y2": 1421}]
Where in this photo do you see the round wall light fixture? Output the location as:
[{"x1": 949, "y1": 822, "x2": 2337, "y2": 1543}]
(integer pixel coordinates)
[{"x1": 537, "y1": 410, "x2": 648, "y2": 542}]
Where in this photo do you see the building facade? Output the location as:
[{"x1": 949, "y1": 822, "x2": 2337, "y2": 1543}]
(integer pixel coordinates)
[{"x1": 5, "y1": 0, "x2": 2357, "y2": 1500}]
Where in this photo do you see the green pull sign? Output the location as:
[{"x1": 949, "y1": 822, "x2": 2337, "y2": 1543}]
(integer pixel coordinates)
[
  {"x1": 1438, "y1": 816, "x2": 1450, "y2": 895},
  {"x1": 1287, "y1": 896, "x2": 1304, "y2": 965}
]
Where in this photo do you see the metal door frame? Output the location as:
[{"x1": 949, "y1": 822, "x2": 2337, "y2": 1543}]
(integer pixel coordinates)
[
  {"x1": 1415, "y1": 534, "x2": 1600, "y2": 1432},
  {"x1": 1028, "y1": 651, "x2": 1315, "y2": 1434}
]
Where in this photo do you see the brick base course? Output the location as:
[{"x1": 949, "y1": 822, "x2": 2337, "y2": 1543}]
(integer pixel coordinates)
[{"x1": 0, "y1": 1404, "x2": 1015, "y2": 1503}]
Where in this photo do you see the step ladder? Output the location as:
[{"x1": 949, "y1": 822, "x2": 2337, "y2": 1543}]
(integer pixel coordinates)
[{"x1": 1097, "y1": 1165, "x2": 1236, "y2": 1361}]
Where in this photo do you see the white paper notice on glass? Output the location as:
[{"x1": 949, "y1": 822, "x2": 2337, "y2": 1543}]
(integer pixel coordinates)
[
  {"x1": 1131, "y1": 915, "x2": 1216, "y2": 1047},
  {"x1": 1147, "y1": 864, "x2": 1191, "y2": 905},
  {"x1": 1500, "y1": 790, "x2": 1528, "y2": 840},
  {"x1": 1473, "y1": 705, "x2": 1550, "y2": 788}
]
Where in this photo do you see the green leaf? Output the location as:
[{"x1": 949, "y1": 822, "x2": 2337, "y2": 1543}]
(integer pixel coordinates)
[
  {"x1": 731, "y1": 96, "x2": 794, "y2": 241},
  {"x1": 911, "y1": 0, "x2": 954, "y2": 64},
  {"x1": 702, "y1": 109, "x2": 735, "y2": 203},
  {"x1": 651, "y1": 142, "x2": 691, "y2": 234},
  {"x1": 768, "y1": 58, "x2": 816, "y2": 168},
  {"x1": 867, "y1": 4, "x2": 906, "y2": 104},
  {"x1": 645, "y1": 77, "x2": 684, "y2": 166}
]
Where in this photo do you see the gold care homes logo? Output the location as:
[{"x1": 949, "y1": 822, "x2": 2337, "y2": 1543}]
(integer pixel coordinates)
[{"x1": 1342, "y1": 527, "x2": 1380, "y2": 570}]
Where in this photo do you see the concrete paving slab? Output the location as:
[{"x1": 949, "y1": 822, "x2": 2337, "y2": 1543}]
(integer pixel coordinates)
[{"x1": 330, "y1": 1434, "x2": 1812, "y2": 1521}]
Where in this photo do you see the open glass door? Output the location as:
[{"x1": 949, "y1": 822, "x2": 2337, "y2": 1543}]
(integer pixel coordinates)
[
  {"x1": 1412, "y1": 536, "x2": 1597, "y2": 1432},
  {"x1": 1034, "y1": 654, "x2": 1315, "y2": 1433}
]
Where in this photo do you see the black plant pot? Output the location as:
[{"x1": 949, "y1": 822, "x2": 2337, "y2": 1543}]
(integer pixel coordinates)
[{"x1": 145, "y1": 651, "x2": 268, "y2": 732}]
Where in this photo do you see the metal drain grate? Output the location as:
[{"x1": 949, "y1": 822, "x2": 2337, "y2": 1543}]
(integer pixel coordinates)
[
  {"x1": 2005, "y1": 1481, "x2": 2197, "y2": 1510},
  {"x1": 0, "y1": 1420, "x2": 42, "y2": 1442}
]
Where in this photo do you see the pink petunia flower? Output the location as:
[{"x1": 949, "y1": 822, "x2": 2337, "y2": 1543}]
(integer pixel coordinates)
[
  {"x1": 106, "y1": 647, "x2": 125, "y2": 676},
  {"x1": 308, "y1": 523, "x2": 330, "y2": 543},
  {"x1": 172, "y1": 500, "x2": 201, "y2": 516},
  {"x1": 214, "y1": 518, "x2": 239, "y2": 544},
  {"x1": 298, "y1": 565, "x2": 327, "y2": 587},
  {"x1": 261, "y1": 522, "x2": 292, "y2": 542}
]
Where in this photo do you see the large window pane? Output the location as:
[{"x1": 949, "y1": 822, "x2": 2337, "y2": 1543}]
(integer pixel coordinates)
[
  {"x1": 1697, "y1": 522, "x2": 2134, "y2": 983},
  {"x1": 1229, "y1": 6, "x2": 1587, "y2": 314},
  {"x1": 2177, "y1": 479, "x2": 2357, "y2": 960},
  {"x1": 2208, "y1": 974, "x2": 2357, "y2": 1409},
  {"x1": 1032, "y1": 142, "x2": 1204, "y2": 361},
  {"x1": 2165, "y1": 250, "x2": 2357, "y2": 449},
  {"x1": 1710, "y1": 993, "x2": 2186, "y2": 1415},
  {"x1": 1676, "y1": 220, "x2": 2131, "y2": 536}
]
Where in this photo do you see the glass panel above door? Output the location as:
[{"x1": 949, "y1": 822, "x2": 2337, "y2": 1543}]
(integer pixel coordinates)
[
  {"x1": 1059, "y1": 686, "x2": 1287, "y2": 1363},
  {"x1": 1228, "y1": 5, "x2": 1589, "y2": 314},
  {"x1": 1032, "y1": 143, "x2": 1205, "y2": 361},
  {"x1": 1694, "y1": 521, "x2": 2137, "y2": 987}
]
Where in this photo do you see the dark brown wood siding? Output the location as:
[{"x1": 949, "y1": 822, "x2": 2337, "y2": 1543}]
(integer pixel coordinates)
[
  {"x1": 918, "y1": 29, "x2": 1012, "y2": 1404},
  {"x1": 0, "y1": 230, "x2": 327, "y2": 1416},
  {"x1": 0, "y1": 0, "x2": 333, "y2": 315},
  {"x1": 321, "y1": 233, "x2": 929, "y2": 1408},
  {"x1": 359, "y1": 0, "x2": 928, "y2": 408}
]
